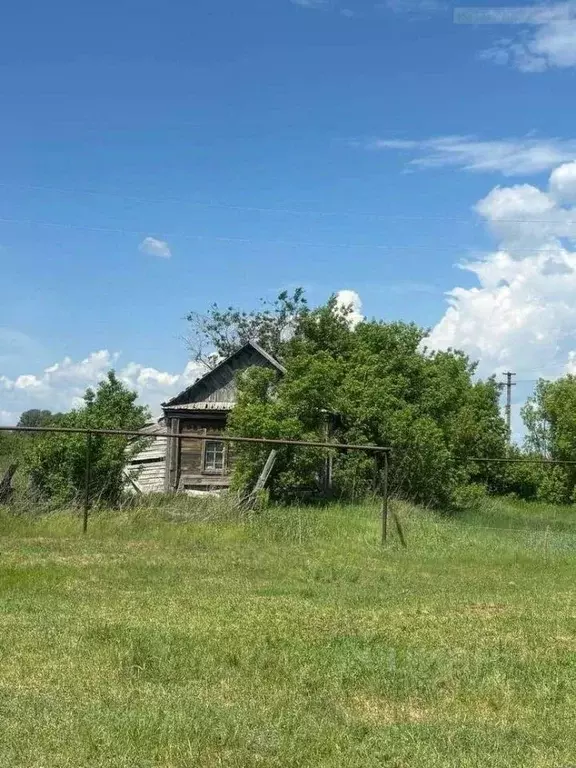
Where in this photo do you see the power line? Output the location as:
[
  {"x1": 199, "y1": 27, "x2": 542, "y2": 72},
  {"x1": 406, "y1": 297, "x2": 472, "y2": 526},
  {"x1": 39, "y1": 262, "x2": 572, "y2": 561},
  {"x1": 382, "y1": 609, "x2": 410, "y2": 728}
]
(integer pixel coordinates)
[
  {"x1": 505, "y1": 377, "x2": 575, "y2": 384},
  {"x1": 0, "y1": 215, "x2": 457, "y2": 250},
  {"x1": 1, "y1": 214, "x2": 576, "y2": 255},
  {"x1": 2, "y1": 180, "x2": 576, "y2": 226},
  {"x1": 4, "y1": 182, "x2": 468, "y2": 221}
]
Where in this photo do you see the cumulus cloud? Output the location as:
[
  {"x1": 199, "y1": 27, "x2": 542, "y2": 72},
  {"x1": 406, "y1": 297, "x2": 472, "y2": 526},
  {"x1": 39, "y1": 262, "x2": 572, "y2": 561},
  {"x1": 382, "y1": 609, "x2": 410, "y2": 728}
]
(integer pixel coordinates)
[
  {"x1": 478, "y1": 2, "x2": 576, "y2": 72},
  {"x1": 473, "y1": 183, "x2": 576, "y2": 247},
  {"x1": 565, "y1": 350, "x2": 576, "y2": 373},
  {"x1": 139, "y1": 236, "x2": 172, "y2": 259},
  {"x1": 0, "y1": 351, "x2": 204, "y2": 423},
  {"x1": 1, "y1": 287, "x2": 367, "y2": 425},
  {"x1": 366, "y1": 135, "x2": 576, "y2": 176},
  {"x1": 550, "y1": 161, "x2": 576, "y2": 203},
  {"x1": 427, "y1": 161, "x2": 576, "y2": 378},
  {"x1": 335, "y1": 289, "x2": 364, "y2": 327}
]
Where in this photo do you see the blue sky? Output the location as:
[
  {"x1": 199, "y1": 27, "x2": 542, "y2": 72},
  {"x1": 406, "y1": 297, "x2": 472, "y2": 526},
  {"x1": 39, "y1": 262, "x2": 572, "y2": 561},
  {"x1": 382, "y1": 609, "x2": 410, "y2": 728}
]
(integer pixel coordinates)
[{"x1": 2, "y1": 0, "x2": 576, "y2": 425}]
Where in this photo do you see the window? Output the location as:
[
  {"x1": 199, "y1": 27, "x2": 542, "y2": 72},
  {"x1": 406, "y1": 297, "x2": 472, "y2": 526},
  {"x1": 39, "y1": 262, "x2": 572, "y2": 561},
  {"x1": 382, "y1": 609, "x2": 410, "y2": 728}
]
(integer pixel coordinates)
[{"x1": 203, "y1": 440, "x2": 225, "y2": 472}]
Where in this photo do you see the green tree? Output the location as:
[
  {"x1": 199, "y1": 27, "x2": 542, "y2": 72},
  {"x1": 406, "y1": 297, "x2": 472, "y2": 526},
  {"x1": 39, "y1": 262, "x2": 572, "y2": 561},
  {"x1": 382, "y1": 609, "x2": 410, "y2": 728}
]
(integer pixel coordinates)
[
  {"x1": 228, "y1": 294, "x2": 508, "y2": 507},
  {"x1": 23, "y1": 372, "x2": 149, "y2": 507},
  {"x1": 537, "y1": 465, "x2": 571, "y2": 505},
  {"x1": 522, "y1": 375, "x2": 576, "y2": 500},
  {"x1": 0, "y1": 410, "x2": 65, "y2": 479},
  {"x1": 492, "y1": 445, "x2": 543, "y2": 501},
  {"x1": 0, "y1": 430, "x2": 17, "y2": 471},
  {"x1": 186, "y1": 288, "x2": 308, "y2": 365},
  {"x1": 18, "y1": 409, "x2": 62, "y2": 428},
  {"x1": 523, "y1": 376, "x2": 576, "y2": 461}
]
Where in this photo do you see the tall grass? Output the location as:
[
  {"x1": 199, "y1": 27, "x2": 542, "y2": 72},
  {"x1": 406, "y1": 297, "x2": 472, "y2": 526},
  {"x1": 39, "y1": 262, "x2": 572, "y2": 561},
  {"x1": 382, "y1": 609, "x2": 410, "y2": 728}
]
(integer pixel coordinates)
[{"x1": 0, "y1": 497, "x2": 575, "y2": 767}]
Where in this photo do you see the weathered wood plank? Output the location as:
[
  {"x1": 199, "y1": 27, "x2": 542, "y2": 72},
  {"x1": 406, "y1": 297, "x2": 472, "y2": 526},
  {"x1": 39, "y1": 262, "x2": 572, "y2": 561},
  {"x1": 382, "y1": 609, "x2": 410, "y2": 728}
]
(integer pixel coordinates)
[
  {"x1": 179, "y1": 474, "x2": 231, "y2": 489},
  {"x1": 164, "y1": 418, "x2": 181, "y2": 493},
  {"x1": 180, "y1": 424, "x2": 205, "y2": 473},
  {"x1": 240, "y1": 450, "x2": 278, "y2": 510},
  {"x1": 253, "y1": 450, "x2": 277, "y2": 493}
]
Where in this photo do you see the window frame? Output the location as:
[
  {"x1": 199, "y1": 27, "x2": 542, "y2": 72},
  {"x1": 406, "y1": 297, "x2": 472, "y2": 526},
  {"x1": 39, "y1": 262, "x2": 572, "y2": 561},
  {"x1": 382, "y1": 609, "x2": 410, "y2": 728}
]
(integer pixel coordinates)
[{"x1": 201, "y1": 439, "x2": 227, "y2": 474}]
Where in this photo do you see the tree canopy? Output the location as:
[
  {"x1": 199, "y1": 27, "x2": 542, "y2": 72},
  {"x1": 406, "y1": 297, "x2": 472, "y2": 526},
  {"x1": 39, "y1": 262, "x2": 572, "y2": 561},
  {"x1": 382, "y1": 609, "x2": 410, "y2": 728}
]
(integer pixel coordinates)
[
  {"x1": 520, "y1": 375, "x2": 576, "y2": 503},
  {"x1": 23, "y1": 372, "x2": 149, "y2": 507},
  {"x1": 18, "y1": 409, "x2": 63, "y2": 428},
  {"x1": 186, "y1": 288, "x2": 308, "y2": 366},
  {"x1": 227, "y1": 295, "x2": 508, "y2": 507}
]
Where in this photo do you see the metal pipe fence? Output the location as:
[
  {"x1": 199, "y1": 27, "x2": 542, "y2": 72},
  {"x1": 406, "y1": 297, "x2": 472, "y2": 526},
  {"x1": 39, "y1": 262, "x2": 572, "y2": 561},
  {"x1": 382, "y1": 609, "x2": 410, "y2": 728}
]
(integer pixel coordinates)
[
  {"x1": 0, "y1": 425, "x2": 391, "y2": 452},
  {"x1": 5, "y1": 425, "x2": 576, "y2": 544},
  {"x1": 0, "y1": 425, "x2": 392, "y2": 541}
]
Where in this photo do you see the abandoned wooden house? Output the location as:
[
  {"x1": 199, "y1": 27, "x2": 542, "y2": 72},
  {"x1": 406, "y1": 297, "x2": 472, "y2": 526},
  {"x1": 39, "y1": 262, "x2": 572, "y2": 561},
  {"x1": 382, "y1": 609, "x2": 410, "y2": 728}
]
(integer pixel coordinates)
[{"x1": 125, "y1": 341, "x2": 285, "y2": 494}]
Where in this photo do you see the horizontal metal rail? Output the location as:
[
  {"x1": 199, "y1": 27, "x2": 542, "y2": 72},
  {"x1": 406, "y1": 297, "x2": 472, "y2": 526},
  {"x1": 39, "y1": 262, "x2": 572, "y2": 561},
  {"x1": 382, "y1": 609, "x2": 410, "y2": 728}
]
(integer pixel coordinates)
[
  {"x1": 4, "y1": 426, "x2": 576, "y2": 462},
  {"x1": 0, "y1": 425, "x2": 391, "y2": 454}
]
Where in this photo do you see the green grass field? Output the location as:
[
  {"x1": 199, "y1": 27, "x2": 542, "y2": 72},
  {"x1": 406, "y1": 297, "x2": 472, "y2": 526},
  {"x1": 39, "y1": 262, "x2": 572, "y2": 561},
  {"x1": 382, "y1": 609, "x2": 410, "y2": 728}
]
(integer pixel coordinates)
[{"x1": 0, "y1": 498, "x2": 575, "y2": 767}]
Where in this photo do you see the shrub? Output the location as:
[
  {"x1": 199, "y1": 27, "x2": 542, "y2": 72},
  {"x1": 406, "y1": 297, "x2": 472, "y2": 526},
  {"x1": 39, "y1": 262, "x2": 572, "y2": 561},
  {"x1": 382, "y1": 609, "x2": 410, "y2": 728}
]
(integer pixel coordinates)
[{"x1": 22, "y1": 372, "x2": 149, "y2": 507}]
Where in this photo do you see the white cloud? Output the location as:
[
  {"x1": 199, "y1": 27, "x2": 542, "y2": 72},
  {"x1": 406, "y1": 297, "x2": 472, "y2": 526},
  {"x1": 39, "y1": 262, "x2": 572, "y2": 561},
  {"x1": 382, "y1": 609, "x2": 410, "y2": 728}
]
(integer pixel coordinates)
[
  {"x1": 550, "y1": 161, "x2": 576, "y2": 203},
  {"x1": 565, "y1": 350, "x2": 576, "y2": 374},
  {"x1": 0, "y1": 350, "x2": 204, "y2": 423},
  {"x1": 383, "y1": 0, "x2": 447, "y2": 14},
  {"x1": 474, "y1": 182, "x2": 576, "y2": 247},
  {"x1": 335, "y1": 289, "x2": 364, "y2": 327},
  {"x1": 0, "y1": 291, "x2": 367, "y2": 425},
  {"x1": 367, "y1": 135, "x2": 576, "y2": 176},
  {"x1": 138, "y1": 236, "x2": 172, "y2": 259},
  {"x1": 291, "y1": 0, "x2": 447, "y2": 16},
  {"x1": 427, "y1": 161, "x2": 576, "y2": 378},
  {"x1": 119, "y1": 363, "x2": 181, "y2": 393},
  {"x1": 479, "y1": 3, "x2": 576, "y2": 71},
  {"x1": 0, "y1": 351, "x2": 118, "y2": 413},
  {"x1": 291, "y1": 0, "x2": 328, "y2": 7}
]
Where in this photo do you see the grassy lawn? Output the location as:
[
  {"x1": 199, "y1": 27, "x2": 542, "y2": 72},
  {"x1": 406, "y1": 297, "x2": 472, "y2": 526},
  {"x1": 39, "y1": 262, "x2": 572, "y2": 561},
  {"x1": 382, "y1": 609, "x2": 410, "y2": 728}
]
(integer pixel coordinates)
[{"x1": 0, "y1": 499, "x2": 575, "y2": 767}]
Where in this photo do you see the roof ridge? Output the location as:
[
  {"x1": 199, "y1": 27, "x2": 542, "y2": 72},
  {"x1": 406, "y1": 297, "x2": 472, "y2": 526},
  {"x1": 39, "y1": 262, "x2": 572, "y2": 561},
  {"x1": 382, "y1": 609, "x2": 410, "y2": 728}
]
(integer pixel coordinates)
[{"x1": 161, "y1": 340, "x2": 284, "y2": 408}]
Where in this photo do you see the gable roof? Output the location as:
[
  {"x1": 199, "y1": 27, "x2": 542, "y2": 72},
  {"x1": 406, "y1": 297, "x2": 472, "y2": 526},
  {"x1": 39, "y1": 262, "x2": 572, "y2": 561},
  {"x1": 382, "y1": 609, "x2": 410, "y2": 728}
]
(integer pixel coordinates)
[
  {"x1": 241, "y1": 340, "x2": 286, "y2": 374},
  {"x1": 162, "y1": 340, "x2": 285, "y2": 409}
]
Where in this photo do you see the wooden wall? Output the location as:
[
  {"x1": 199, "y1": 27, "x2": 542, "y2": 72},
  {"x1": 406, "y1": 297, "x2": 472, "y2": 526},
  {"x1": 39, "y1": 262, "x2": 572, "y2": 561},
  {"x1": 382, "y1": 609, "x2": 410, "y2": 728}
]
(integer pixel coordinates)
[
  {"x1": 180, "y1": 419, "x2": 227, "y2": 474},
  {"x1": 129, "y1": 462, "x2": 165, "y2": 494},
  {"x1": 177, "y1": 417, "x2": 232, "y2": 490},
  {"x1": 168, "y1": 344, "x2": 278, "y2": 408},
  {"x1": 164, "y1": 414, "x2": 242, "y2": 491},
  {"x1": 125, "y1": 422, "x2": 167, "y2": 495}
]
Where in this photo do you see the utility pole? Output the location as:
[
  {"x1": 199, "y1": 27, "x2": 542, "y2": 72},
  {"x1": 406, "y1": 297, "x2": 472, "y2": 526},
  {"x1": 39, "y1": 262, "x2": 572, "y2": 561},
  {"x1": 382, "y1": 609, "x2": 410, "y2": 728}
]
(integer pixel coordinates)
[{"x1": 503, "y1": 371, "x2": 516, "y2": 441}]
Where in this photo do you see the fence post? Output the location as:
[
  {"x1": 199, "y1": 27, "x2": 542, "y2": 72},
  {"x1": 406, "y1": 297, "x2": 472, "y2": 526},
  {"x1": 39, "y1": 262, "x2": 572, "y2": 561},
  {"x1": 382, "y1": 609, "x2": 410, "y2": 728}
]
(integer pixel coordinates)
[
  {"x1": 381, "y1": 451, "x2": 389, "y2": 545},
  {"x1": 83, "y1": 431, "x2": 92, "y2": 534}
]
